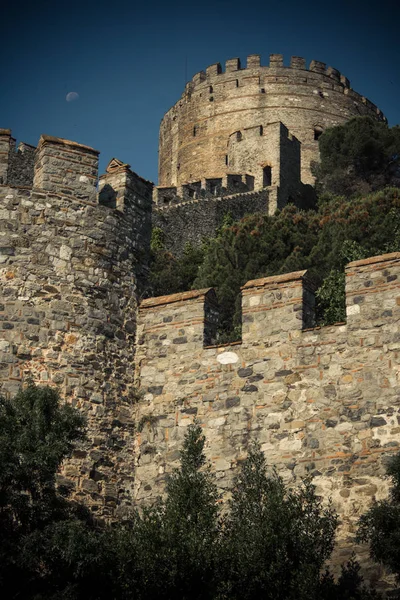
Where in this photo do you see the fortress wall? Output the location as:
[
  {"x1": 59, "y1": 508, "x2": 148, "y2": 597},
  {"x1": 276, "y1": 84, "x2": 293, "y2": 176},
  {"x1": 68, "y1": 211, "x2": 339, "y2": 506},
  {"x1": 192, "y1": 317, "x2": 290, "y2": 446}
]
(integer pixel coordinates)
[
  {"x1": 152, "y1": 189, "x2": 269, "y2": 256},
  {"x1": 33, "y1": 135, "x2": 99, "y2": 201},
  {"x1": 0, "y1": 129, "x2": 13, "y2": 184},
  {"x1": 0, "y1": 138, "x2": 152, "y2": 517},
  {"x1": 278, "y1": 123, "x2": 302, "y2": 206},
  {"x1": 227, "y1": 122, "x2": 302, "y2": 209},
  {"x1": 135, "y1": 252, "x2": 400, "y2": 568},
  {"x1": 98, "y1": 165, "x2": 153, "y2": 274},
  {"x1": 0, "y1": 129, "x2": 36, "y2": 187},
  {"x1": 159, "y1": 54, "x2": 385, "y2": 187},
  {"x1": 8, "y1": 142, "x2": 36, "y2": 187},
  {"x1": 227, "y1": 123, "x2": 282, "y2": 189}
]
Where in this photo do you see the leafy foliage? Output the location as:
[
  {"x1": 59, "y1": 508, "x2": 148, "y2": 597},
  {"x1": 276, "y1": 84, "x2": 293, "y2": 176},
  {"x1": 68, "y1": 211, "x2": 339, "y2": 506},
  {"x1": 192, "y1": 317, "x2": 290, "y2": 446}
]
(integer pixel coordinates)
[
  {"x1": 218, "y1": 442, "x2": 338, "y2": 600},
  {"x1": 149, "y1": 186, "x2": 400, "y2": 340},
  {"x1": 314, "y1": 117, "x2": 400, "y2": 197},
  {"x1": 147, "y1": 228, "x2": 204, "y2": 298},
  {"x1": 147, "y1": 117, "x2": 400, "y2": 339},
  {"x1": 118, "y1": 424, "x2": 221, "y2": 600},
  {"x1": 193, "y1": 189, "x2": 400, "y2": 338},
  {"x1": 0, "y1": 389, "x2": 382, "y2": 599},
  {"x1": 0, "y1": 382, "x2": 89, "y2": 598},
  {"x1": 358, "y1": 453, "x2": 400, "y2": 582},
  {"x1": 319, "y1": 557, "x2": 381, "y2": 600},
  {"x1": 315, "y1": 240, "x2": 366, "y2": 324}
]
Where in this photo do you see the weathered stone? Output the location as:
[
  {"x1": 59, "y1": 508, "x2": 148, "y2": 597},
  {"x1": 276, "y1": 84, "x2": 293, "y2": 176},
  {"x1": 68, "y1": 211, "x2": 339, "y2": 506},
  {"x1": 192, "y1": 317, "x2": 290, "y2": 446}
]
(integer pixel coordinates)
[
  {"x1": 148, "y1": 386, "x2": 164, "y2": 396},
  {"x1": 370, "y1": 416, "x2": 387, "y2": 428},
  {"x1": 173, "y1": 337, "x2": 187, "y2": 344},
  {"x1": 226, "y1": 396, "x2": 240, "y2": 409},
  {"x1": 238, "y1": 367, "x2": 253, "y2": 378}
]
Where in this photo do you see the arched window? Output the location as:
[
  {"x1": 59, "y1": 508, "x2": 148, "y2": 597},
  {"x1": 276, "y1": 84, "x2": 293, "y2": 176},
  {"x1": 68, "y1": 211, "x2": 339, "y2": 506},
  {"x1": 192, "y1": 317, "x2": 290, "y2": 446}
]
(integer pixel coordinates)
[
  {"x1": 263, "y1": 166, "x2": 272, "y2": 187},
  {"x1": 314, "y1": 126, "x2": 323, "y2": 141}
]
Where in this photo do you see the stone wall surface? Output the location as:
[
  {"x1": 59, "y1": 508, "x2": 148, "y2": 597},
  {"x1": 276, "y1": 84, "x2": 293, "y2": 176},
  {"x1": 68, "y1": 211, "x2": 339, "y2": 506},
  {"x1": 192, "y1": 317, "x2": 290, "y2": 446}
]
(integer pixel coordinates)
[
  {"x1": 0, "y1": 129, "x2": 36, "y2": 187},
  {"x1": 135, "y1": 253, "x2": 400, "y2": 580},
  {"x1": 159, "y1": 54, "x2": 386, "y2": 187},
  {"x1": 8, "y1": 141, "x2": 36, "y2": 187},
  {"x1": 34, "y1": 135, "x2": 99, "y2": 201},
  {"x1": 0, "y1": 135, "x2": 153, "y2": 518},
  {"x1": 0, "y1": 184, "x2": 141, "y2": 516},
  {"x1": 152, "y1": 189, "x2": 269, "y2": 256},
  {"x1": 227, "y1": 121, "x2": 301, "y2": 202}
]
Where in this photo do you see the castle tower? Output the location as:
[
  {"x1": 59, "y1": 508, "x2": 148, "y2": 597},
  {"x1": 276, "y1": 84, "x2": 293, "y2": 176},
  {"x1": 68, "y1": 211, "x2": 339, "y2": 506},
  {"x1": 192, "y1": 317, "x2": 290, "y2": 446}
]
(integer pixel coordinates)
[
  {"x1": 0, "y1": 132, "x2": 153, "y2": 517},
  {"x1": 158, "y1": 54, "x2": 386, "y2": 188}
]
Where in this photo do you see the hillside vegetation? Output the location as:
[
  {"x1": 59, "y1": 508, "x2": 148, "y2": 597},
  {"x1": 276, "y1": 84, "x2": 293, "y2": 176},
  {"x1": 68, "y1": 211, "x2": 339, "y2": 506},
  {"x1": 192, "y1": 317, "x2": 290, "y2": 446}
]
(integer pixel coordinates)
[
  {"x1": 0, "y1": 384, "x2": 381, "y2": 599},
  {"x1": 148, "y1": 117, "x2": 400, "y2": 341}
]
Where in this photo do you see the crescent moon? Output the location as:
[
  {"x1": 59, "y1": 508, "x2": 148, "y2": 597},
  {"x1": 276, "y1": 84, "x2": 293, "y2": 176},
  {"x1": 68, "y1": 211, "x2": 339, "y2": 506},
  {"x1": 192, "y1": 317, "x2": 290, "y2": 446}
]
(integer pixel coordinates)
[{"x1": 66, "y1": 92, "x2": 79, "y2": 102}]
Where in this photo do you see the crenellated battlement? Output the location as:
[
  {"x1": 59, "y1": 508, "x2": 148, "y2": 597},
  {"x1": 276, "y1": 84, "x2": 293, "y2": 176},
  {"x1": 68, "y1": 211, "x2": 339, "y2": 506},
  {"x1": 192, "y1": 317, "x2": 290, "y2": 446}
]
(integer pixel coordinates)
[
  {"x1": 0, "y1": 131, "x2": 154, "y2": 226},
  {"x1": 185, "y1": 53, "x2": 357, "y2": 92},
  {"x1": 181, "y1": 53, "x2": 384, "y2": 119},
  {"x1": 188, "y1": 54, "x2": 352, "y2": 86},
  {"x1": 137, "y1": 253, "x2": 400, "y2": 355},
  {"x1": 0, "y1": 129, "x2": 36, "y2": 187},
  {"x1": 159, "y1": 52, "x2": 386, "y2": 189},
  {"x1": 135, "y1": 252, "x2": 400, "y2": 567},
  {"x1": 153, "y1": 172, "x2": 257, "y2": 206}
]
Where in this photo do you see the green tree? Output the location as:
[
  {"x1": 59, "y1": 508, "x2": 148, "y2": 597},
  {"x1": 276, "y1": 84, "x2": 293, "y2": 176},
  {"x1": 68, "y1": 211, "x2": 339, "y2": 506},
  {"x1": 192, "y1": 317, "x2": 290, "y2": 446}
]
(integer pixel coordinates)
[
  {"x1": 315, "y1": 240, "x2": 366, "y2": 325},
  {"x1": 147, "y1": 227, "x2": 204, "y2": 297},
  {"x1": 195, "y1": 206, "x2": 319, "y2": 339},
  {"x1": 314, "y1": 117, "x2": 400, "y2": 197},
  {"x1": 218, "y1": 442, "x2": 338, "y2": 600},
  {"x1": 319, "y1": 557, "x2": 381, "y2": 600},
  {"x1": 358, "y1": 453, "x2": 400, "y2": 582},
  {"x1": 116, "y1": 423, "x2": 221, "y2": 600},
  {"x1": 0, "y1": 382, "x2": 90, "y2": 598}
]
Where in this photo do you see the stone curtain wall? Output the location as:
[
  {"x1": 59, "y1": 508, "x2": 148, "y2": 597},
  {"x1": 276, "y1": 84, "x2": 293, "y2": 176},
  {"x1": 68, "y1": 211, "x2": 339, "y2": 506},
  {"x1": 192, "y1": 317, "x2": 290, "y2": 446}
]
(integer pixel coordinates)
[
  {"x1": 0, "y1": 130, "x2": 11, "y2": 184},
  {"x1": 159, "y1": 54, "x2": 385, "y2": 187},
  {"x1": 8, "y1": 142, "x2": 36, "y2": 187},
  {"x1": 152, "y1": 189, "x2": 269, "y2": 256},
  {"x1": 0, "y1": 136, "x2": 152, "y2": 518},
  {"x1": 135, "y1": 253, "x2": 400, "y2": 569},
  {"x1": 98, "y1": 160, "x2": 153, "y2": 279}
]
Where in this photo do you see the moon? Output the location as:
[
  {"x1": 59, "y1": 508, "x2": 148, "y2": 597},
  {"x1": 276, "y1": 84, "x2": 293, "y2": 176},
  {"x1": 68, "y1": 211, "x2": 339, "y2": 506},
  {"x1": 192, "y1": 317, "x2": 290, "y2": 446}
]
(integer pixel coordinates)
[{"x1": 66, "y1": 92, "x2": 79, "y2": 102}]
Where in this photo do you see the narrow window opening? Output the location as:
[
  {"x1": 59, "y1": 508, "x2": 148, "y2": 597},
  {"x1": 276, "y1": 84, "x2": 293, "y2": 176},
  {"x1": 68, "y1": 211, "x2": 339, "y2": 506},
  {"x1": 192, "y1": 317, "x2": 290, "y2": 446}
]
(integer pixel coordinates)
[
  {"x1": 193, "y1": 125, "x2": 197, "y2": 137},
  {"x1": 225, "y1": 155, "x2": 228, "y2": 166},
  {"x1": 209, "y1": 85, "x2": 213, "y2": 93},
  {"x1": 260, "y1": 88, "x2": 265, "y2": 93},
  {"x1": 263, "y1": 166, "x2": 272, "y2": 187},
  {"x1": 314, "y1": 126, "x2": 323, "y2": 141},
  {"x1": 209, "y1": 96, "x2": 214, "y2": 102},
  {"x1": 260, "y1": 125, "x2": 263, "y2": 136},
  {"x1": 236, "y1": 79, "x2": 239, "y2": 87}
]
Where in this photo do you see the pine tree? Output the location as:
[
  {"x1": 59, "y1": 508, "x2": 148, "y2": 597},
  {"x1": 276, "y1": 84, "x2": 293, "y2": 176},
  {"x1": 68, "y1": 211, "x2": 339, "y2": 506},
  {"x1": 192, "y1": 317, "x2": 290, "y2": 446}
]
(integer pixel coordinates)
[{"x1": 219, "y1": 442, "x2": 337, "y2": 600}]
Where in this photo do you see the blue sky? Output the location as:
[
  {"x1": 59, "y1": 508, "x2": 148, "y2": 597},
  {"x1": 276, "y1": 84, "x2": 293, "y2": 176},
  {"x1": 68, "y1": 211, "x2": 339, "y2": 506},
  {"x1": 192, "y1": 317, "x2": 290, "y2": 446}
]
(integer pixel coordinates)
[{"x1": 2, "y1": 0, "x2": 399, "y2": 183}]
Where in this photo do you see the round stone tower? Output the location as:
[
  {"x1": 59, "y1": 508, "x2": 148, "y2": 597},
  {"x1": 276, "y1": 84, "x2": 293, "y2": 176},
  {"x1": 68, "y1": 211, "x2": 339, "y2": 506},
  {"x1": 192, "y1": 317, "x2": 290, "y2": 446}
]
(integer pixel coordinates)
[{"x1": 158, "y1": 54, "x2": 386, "y2": 187}]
